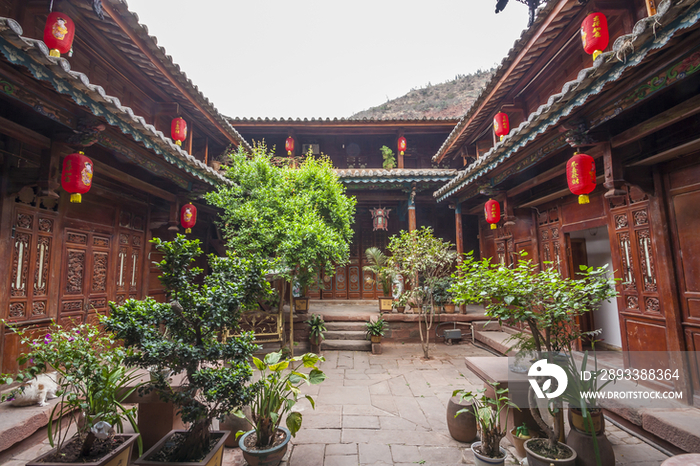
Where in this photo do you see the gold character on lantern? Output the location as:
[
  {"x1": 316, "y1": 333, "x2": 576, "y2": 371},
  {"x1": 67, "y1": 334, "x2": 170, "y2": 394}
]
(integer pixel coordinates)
[
  {"x1": 52, "y1": 17, "x2": 68, "y2": 41},
  {"x1": 81, "y1": 162, "x2": 93, "y2": 187}
]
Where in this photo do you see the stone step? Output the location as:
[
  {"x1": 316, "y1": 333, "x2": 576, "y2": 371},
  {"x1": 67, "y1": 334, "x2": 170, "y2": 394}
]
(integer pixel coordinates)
[
  {"x1": 325, "y1": 322, "x2": 367, "y2": 331},
  {"x1": 321, "y1": 339, "x2": 371, "y2": 351},
  {"x1": 324, "y1": 330, "x2": 367, "y2": 341},
  {"x1": 473, "y1": 330, "x2": 521, "y2": 356}
]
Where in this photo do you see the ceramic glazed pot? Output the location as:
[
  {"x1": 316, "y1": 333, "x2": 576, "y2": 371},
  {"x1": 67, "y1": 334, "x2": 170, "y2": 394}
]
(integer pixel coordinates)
[
  {"x1": 378, "y1": 297, "x2": 393, "y2": 312},
  {"x1": 471, "y1": 441, "x2": 507, "y2": 466},
  {"x1": 568, "y1": 407, "x2": 604, "y2": 435},
  {"x1": 134, "y1": 430, "x2": 228, "y2": 466},
  {"x1": 524, "y1": 438, "x2": 577, "y2": 466},
  {"x1": 239, "y1": 427, "x2": 291, "y2": 466},
  {"x1": 26, "y1": 433, "x2": 140, "y2": 466},
  {"x1": 445, "y1": 396, "x2": 477, "y2": 443},
  {"x1": 220, "y1": 406, "x2": 252, "y2": 448},
  {"x1": 565, "y1": 427, "x2": 615, "y2": 466}
]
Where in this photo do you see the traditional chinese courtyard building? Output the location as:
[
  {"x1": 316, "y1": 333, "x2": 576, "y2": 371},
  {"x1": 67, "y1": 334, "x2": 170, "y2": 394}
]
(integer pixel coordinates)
[
  {"x1": 432, "y1": 0, "x2": 700, "y2": 414},
  {"x1": 0, "y1": 0, "x2": 247, "y2": 374},
  {"x1": 227, "y1": 117, "x2": 473, "y2": 300}
]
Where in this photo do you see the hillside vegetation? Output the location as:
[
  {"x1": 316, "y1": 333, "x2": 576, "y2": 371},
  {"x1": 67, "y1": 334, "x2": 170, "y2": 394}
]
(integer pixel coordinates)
[{"x1": 351, "y1": 69, "x2": 494, "y2": 120}]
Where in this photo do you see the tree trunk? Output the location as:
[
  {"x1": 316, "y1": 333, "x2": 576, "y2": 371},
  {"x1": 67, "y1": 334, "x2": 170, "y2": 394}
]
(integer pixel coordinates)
[{"x1": 173, "y1": 419, "x2": 211, "y2": 461}]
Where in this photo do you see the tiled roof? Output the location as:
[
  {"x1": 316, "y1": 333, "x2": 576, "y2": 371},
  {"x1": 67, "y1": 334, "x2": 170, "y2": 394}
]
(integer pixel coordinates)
[
  {"x1": 336, "y1": 168, "x2": 455, "y2": 184},
  {"x1": 229, "y1": 117, "x2": 459, "y2": 123},
  {"x1": 0, "y1": 16, "x2": 228, "y2": 186},
  {"x1": 98, "y1": 0, "x2": 251, "y2": 151},
  {"x1": 434, "y1": 0, "x2": 699, "y2": 202}
]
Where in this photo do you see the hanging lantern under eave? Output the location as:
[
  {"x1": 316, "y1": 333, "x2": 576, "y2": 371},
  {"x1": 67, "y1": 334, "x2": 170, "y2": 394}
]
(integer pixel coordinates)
[
  {"x1": 581, "y1": 12, "x2": 609, "y2": 61},
  {"x1": 181, "y1": 203, "x2": 197, "y2": 233},
  {"x1": 370, "y1": 207, "x2": 391, "y2": 231},
  {"x1": 484, "y1": 199, "x2": 500, "y2": 230},
  {"x1": 397, "y1": 136, "x2": 407, "y2": 156},
  {"x1": 286, "y1": 137, "x2": 295, "y2": 156},
  {"x1": 44, "y1": 12, "x2": 75, "y2": 58},
  {"x1": 493, "y1": 112, "x2": 510, "y2": 141},
  {"x1": 171, "y1": 118, "x2": 187, "y2": 146},
  {"x1": 61, "y1": 151, "x2": 93, "y2": 203},
  {"x1": 567, "y1": 152, "x2": 596, "y2": 204}
]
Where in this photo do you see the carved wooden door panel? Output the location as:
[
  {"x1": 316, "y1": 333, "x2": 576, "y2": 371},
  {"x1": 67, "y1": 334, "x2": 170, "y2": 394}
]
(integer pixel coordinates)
[
  {"x1": 114, "y1": 230, "x2": 144, "y2": 307},
  {"x1": 537, "y1": 208, "x2": 565, "y2": 276},
  {"x1": 59, "y1": 228, "x2": 112, "y2": 325},
  {"x1": 7, "y1": 206, "x2": 57, "y2": 323}
]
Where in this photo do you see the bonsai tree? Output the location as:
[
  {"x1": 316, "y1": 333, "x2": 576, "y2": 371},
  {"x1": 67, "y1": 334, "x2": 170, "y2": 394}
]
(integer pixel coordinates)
[
  {"x1": 380, "y1": 145, "x2": 396, "y2": 170},
  {"x1": 362, "y1": 247, "x2": 396, "y2": 297},
  {"x1": 206, "y1": 143, "x2": 356, "y2": 313},
  {"x1": 105, "y1": 235, "x2": 272, "y2": 462},
  {"x1": 387, "y1": 227, "x2": 457, "y2": 358},
  {"x1": 450, "y1": 252, "x2": 618, "y2": 458},
  {"x1": 1, "y1": 321, "x2": 142, "y2": 462},
  {"x1": 453, "y1": 382, "x2": 517, "y2": 459}
]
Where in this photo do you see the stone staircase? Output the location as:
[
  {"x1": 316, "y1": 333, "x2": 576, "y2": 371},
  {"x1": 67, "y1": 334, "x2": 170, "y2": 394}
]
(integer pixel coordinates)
[{"x1": 321, "y1": 322, "x2": 371, "y2": 351}]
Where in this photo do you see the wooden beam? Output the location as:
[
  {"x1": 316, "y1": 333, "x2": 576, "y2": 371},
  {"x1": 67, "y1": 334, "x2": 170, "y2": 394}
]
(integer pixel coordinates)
[
  {"x1": 611, "y1": 94, "x2": 700, "y2": 148},
  {"x1": 627, "y1": 137, "x2": 700, "y2": 166},
  {"x1": 517, "y1": 175, "x2": 605, "y2": 208},
  {"x1": 90, "y1": 158, "x2": 177, "y2": 202},
  {"x1": 507, "y1": 164, "x2": 566, "y2": 197},
  {"x1": 187, "y1": 122, "x2": 194, "y2": 156},
  {"x1": 0, "y1": 116, "x2": 51, "y2": 149}
]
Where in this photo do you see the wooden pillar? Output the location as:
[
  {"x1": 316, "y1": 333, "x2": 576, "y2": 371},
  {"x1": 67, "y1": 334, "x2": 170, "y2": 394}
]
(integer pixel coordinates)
[
  {"x1": 187, "y1": 122, "x2": 194, "y2": 155},
  {"x1": 398, "y1": 152, "x2": 404, "y2": 169},
  {"x1": 204, "y1": 137, "x2": 209, "y2": 165},
  {"x1": 455, "y1": 203, "x2": 464, "y2": 256},
  {"x1": 408, "y1": 187, "x2": 416, "y2": 232}
]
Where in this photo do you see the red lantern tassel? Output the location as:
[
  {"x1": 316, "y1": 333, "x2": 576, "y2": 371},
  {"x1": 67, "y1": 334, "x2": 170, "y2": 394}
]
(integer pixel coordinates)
[
  {"x1": 578, "y1": 194, "x2": 590, "y2": 204},
  {"x1": 70, "y1": 193, "x2": 82, "y2": 203},
  {"x1": 490, "y1": 224, "x2": 497, "y2": 230},
  {"x1": 185, "y1": 228, "x2": 192, "y2": 234}
]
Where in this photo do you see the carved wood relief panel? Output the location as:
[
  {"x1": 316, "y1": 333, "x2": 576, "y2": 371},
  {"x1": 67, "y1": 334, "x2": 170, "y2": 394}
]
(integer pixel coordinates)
[
  {"x1": 537, "y1": 207, "x2": 565, "y2": 276},
  {"x1": 6, "y1": 207, "x2": 57, "y2": 323}
]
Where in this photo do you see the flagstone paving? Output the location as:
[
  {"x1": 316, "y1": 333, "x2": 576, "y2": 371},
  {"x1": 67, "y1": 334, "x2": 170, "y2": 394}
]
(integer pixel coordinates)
[{"x1": 221, "y1": 343, "x2": 671, "y2": 466}]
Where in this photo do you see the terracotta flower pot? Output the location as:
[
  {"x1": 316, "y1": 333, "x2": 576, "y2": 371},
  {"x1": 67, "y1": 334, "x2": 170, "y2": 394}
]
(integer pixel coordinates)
[
  {"x1": 509, "y1": 427, "x2": 532, "y2": 458},
  {"x1": 26, "y1": 433, "x2": 139, "y2": 466},
  {"x1": 134, "y1": 430, "x2": 229, "y2": 466},
  {"x1": 471, "y1": 441, "x2": 507, "y2": 466},
  {"x1": 565, "y1": 427, "x2": 615, "y2": 466},
  {"x1": 443, "y1": 303, "x2": 456, "y2": 314},
  {"x1": 524, "y1": 438, "x2": 577, "y2": 466},
  {"x1": 568, "y1": 407, "x2": 604, "y2": 435},
  {"x1": 445, "y1": 396, "x2": 477, "y2": 443},
  {"x1": 370, "y1": 335, "x2": 382, "y2": 344},
  {"x1": 239, "y1": 427, "x2": 291, "y2": 466}
]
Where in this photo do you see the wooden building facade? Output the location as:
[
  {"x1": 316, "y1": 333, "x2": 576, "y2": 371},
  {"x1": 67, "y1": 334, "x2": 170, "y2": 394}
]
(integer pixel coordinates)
[
  {"x1": 0, "y1": 0, "x2": 248, "y2": 374},
  {"x1": 433, "y1": 0, "x2": 700, "y2": 406},
  {"x1": 228, "y1": 118, "x2": 476, "y2": 300}
]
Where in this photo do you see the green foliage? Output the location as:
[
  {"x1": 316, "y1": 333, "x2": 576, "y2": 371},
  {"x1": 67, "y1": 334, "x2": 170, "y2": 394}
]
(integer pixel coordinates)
[
  {"x1": 105, "y1": 235, "x2": 271, "y2": 461},
  {"x1": 365, "y1": 317, "x2": 387, "y2": 338},
  {"x1": 380, "y1": 145, "x2": 396, "y2": 170},
  {"x1": 306, "y1": 314, "x2": 327, "y2": 341},
  {"x1": 387, "y1": 227, "x2": 456, "y2": 358},
  {"x1": 453, "y1": 382, "x2": 517, "y2": 458},
  {"x1": 241, "y1": 351, "x2": 326, "y2": 448},
  {"x1": 1, "y1": 321, "x2": 142, "y2": 458},
  {"x1": 428, "y1": 276, "x2": 455, "y2": 305},
  {"x1": 362, "y1": 247, "x2": 396, "y2": 296},
  {"x1": 206, "y1": 142, "x2": 356, "y2": 289}
]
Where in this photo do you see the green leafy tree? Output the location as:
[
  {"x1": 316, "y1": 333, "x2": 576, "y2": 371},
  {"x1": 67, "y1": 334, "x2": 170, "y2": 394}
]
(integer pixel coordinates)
[
  {"x1": 387, "y1": 227, "x2": 457, "y2": 358},
  {"x1": 362, "y1": 247, "x2": 396, "y2": 296},
  {"x1": 206, "y1": 143, "x2": 356, "y2": 293},
  {"x1": 450, "y1": 253, "x2": 618, "y2": 453},
  {"x1": 105, "y1": 235, "x2": 271, "y2": 462},
  {"x1": 380, "y1": 145, "x2": 396, "y2": 170}
]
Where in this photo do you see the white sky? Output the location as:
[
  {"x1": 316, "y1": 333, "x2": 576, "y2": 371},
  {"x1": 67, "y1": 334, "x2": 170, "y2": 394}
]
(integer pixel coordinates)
[{"x1": 124, "y1": 1, "x2": 531, "y2": 118}]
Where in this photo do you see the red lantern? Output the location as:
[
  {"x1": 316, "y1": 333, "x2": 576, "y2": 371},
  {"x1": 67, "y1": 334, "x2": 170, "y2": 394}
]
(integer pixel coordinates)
[
  {"x1": 181, "y1": 203, "x2": 197, "y2": 233},
  {"x1": 566, "y1": 152, "x2": 596, "y2": 204},
  {"x1": 171, "y1": 118, "x2": 187, "y2": 146},
  {"x1": 484, "y1": 199, "x2": 500, "y2": 230},
  {"x1": 370, "y1": 207, "x2": 391, "y2": 231},
  {"x1": 61, "y1": 151, "x2": 93, "y2": 203},
  {"x1": 398, "y1": 136, "x2": 407, "y2": 156},
  {"x1": 493, "y1": 112, "x2": 510, "y2": 141},
  {"x1": 581, "y1": 13, "x2": 609, "y2": 61},
  {"x1": 285, "y1": 137, "x2": 295, "y2": 156},
  {"x1": 43, "y1": 12, "x2": 75, "y2": 58}
]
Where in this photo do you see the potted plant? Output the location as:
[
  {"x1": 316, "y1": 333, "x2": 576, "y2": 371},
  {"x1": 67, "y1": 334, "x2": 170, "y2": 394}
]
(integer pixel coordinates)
[
  {"x1": 105, "y1": 235, "x2": 271, "y2": 465},
  {"x1": 453, "y1": 382, "x2": 517, "y2": 466},
  {"x1": 511, "y1": 423, "x2": 532, "y2": 458},
  {"x1": 451, "y1": 253, "x2": 617, "y2": 466},
  {"x1": 394, "y1": 292, "x2": 409, "y2": 313},
  {"x1": 429, "y1": 276, "x2": 456, "y2": 313},
  {"x1": 1, "y1": 321, "x2": 142, "y2": 466},
  {"x1": 362, "y1": 247, "x2": 396, "y2": 312},
  {"x1": 306, "y1": 314, "x2": 326, "y2": 353},
  {"x1": 236, "y1": 351, "x2": 326, "y2": 466},
  {"x1": 365, "y1": 317, "x2": 387, "y2": 343},
  {"x1": 380, "y1": 145, "x2": 396, "y2": 170}
]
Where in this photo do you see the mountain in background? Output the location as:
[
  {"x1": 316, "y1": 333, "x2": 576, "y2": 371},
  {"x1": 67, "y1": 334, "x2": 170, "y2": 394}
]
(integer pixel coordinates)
[{"x1": 350, "y1": 68, "x2": 495, "y2": 120}]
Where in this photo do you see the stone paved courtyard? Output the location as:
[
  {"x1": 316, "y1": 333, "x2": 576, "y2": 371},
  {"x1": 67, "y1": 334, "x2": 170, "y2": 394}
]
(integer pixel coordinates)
[{"x1": 220, "y1": 343, "x2": 671, "y2": 466}]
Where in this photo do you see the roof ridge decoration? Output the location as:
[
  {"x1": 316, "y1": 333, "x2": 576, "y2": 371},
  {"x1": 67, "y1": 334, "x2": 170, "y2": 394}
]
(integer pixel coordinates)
[
  {"x1": 433, "y1": 0, "x2": 699, "y2": 202},
  {"x1": 0, "y1": 16, "x2": 229, "y2": 187},
  {"x1": 226, "y1": 116, "x2": 460, "y2": 123},
  {"x1": 105, "y1": 0, "x2": 251, "y2": 152}
]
